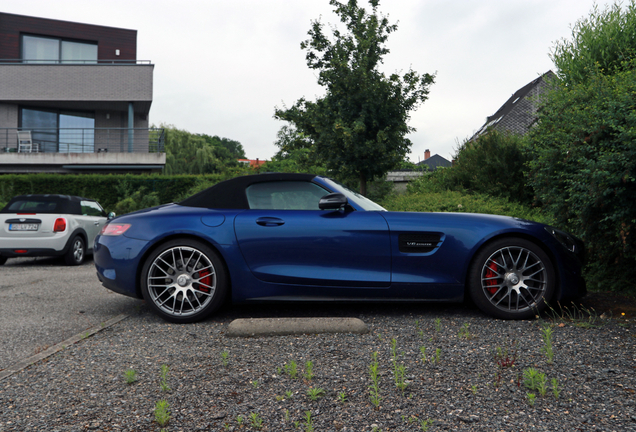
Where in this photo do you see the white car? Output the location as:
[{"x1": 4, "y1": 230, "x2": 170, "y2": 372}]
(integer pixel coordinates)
[{"x1": 0, "y1": 194, "x2": 112, "y2": 266}]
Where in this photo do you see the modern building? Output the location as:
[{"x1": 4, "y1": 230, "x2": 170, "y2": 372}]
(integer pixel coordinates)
[
  {"x1": 0, "y1": 12, "x2": 164, "y2": 173},
  {"x1": 470, "y1": 71, "x2": 555, "y2": 141}
]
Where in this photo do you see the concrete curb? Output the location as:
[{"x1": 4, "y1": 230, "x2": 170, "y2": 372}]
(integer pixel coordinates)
[
  {"x1": 0, "y1": 313, "x2": 129, "y2": 381},
  {"x1": 226, "y1": 317, "x2": 369, "y2": 337}
]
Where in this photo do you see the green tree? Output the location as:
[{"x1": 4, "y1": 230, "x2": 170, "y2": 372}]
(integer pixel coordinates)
[
  {"x1": 275, "y1": 0, "x2": 435, "y2": 195},
  {"x1": 162, "y1": 125, "x2": 246, "y2": 175},
  {"x1": 551, "y1": 0, "x2": 636, "y2": 86},
  {"x1": 529, "y1": 1, "x2": 636, "y2": 290}
]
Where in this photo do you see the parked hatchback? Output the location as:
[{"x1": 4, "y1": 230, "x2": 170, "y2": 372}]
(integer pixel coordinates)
[{"x1": 0, "y1": 194, "x2": 111, "y2": 266}]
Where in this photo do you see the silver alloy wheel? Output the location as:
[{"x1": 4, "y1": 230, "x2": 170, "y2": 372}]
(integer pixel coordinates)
[
  {"x1": 481, "y1": 246, "x2": 548, "y2": 314},
  {"x1": 146, "y1": 246, "x2": 217, "y2": 318},
  {"x1": 72, "y1": 238, "x2": 84, "y2": 263}
]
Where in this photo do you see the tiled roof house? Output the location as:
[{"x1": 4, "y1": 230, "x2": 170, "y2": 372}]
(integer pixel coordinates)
[{"x1": 470, "y1": 71, "x2": 555, "y2": 140}]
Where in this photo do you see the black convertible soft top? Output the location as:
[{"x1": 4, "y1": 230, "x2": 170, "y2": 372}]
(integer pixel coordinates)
[
  {"x1": 179, "y1": 173, "x2": 318, "y2": 209},
  {"x1": 0, "y1": 194, "x2": 92, "y2": 215}
]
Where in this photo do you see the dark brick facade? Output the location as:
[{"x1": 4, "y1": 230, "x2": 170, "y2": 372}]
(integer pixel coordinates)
[{"x1": 0, "y1": 12, "x2": 136, "y2": 61}]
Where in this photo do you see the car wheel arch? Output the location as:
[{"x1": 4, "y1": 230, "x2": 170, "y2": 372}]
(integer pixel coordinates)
[
  {"x1": 63, "y1": 228, "x2": 89, "y2": 253},
  {"x1": 465, "y1": 232, "x2": 562, "y2": 301},
  {"x1": 133, "y1": 233, "x2": 232, "y2": 300}
]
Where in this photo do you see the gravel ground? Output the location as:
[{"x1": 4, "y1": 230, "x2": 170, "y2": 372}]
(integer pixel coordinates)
[{"x1": 0, "y1": 300, "x2": 635, "y2": 432}]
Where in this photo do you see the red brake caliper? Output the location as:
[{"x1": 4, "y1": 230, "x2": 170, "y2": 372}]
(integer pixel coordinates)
[
  {"x1": 197, "y1": 269, "x2": 211, "y2": 293},
  {"x1": 485, "y1": 261, "x2": 499, "y2": 295}
]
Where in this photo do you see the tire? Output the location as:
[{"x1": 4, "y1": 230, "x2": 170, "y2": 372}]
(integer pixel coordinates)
[
  {"x1": 64, "y1": 236, "x2": 85, "y2": 266},
  {"x1": 140, "y1": 239, "x2": 228, "y2": 323},
  {"x1": 469, "y1": 238, "x2": 555, "y2": 320},
  {"x1": 0, "y1": 256, "x2": 7, "y2": 265}
]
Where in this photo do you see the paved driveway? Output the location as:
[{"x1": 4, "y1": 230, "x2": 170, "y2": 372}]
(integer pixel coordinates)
[{"x1": 0, "y1": 256, "x2": 141, "y2": 371}]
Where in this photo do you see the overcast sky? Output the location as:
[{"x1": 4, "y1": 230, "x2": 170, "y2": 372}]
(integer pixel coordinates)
[{"x1": 5, "y1": 1, "x2": 613, "y2": 162}]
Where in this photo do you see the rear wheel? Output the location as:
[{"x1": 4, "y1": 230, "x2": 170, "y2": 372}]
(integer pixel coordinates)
[
  {"x1": 469, "y1": 238, "x2": 555, "y2": 320},
  {"x1": 64, "y1": 236, "x2": 85, "y2": 266},
  {"x1": 140, "y1": 239, "x2": 227, "y2": 323},
  {"x1": 0, "y1": 256, "x2": 7, "y2": 265}
]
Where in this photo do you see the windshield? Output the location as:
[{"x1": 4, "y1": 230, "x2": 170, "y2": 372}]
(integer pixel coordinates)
[{"x1": 320, "y1": 178, "x2": 387, "y2": 211}]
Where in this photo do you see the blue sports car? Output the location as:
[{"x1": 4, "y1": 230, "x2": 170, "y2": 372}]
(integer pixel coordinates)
[{"x1": 94, "y1": 173, "x2": 586, "y2": 323}]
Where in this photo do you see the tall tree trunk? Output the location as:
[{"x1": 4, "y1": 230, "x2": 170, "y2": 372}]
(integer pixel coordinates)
[{"x1": 359, "y1": 173, "x2": 367, "y2": 196}]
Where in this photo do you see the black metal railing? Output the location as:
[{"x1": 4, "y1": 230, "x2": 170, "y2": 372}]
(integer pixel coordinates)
[
  {"x1": 0, "y1": 59, "x2": 152, "y2": 65},
  {"x1": 1, "y1": 128, "x2": 164, "y2": 154}
]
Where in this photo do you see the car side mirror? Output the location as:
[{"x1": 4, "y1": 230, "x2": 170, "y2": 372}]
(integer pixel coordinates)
[
  {"x1": 319, "y1": 193, "x2": 348, "y2": 210},
  {"x1": 107, "y1": 212, "x2": 116, "y2": 220}
]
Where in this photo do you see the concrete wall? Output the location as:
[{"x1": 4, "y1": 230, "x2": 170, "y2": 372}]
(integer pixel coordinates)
[
  {"x1": 0, "y1": 152, "x2": 165, "y2": 174},
  {"x1": 0, "y1": 103, "x2": 18, "y2": 129},
  {"x1": 0, "y1": 65, "x2": 153, "y2": 110}
]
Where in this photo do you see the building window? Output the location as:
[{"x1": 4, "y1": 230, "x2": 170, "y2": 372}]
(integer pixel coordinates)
[
  {"x1": 21, "y1": 108, "x2": 95, "y2": 153},
  {"x1": 22, "y1": 35, "x2": 97, "y2": 64}
]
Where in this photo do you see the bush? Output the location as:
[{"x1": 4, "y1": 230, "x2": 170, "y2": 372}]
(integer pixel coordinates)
[
  {"x1": 381, "y1": 190, "x2": 552, "y2": 224},
  {"x1": 408, "y1": 131, "x2": 531, "y2": 204}
]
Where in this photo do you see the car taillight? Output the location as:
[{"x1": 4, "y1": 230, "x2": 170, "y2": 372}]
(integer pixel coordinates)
[
  {"x1": 101, "y1": 223, "x2": 131, "y2": 236},
  {"x1": 53, "y1": 218, "x2": 66, "y2": 232}
]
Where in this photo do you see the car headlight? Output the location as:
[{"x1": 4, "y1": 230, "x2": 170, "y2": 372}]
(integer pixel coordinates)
[{"x1": 545, "y1": 226, "x2": 579, "y2": 254}]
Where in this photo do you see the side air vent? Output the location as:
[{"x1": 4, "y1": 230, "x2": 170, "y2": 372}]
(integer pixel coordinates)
[{"x1": 399, "y1": 233, "x2": 442, "y2": 253}]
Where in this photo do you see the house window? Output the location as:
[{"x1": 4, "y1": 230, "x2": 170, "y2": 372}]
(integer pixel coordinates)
[
  {"x1": 21, "y1": 108, "x2": 95, "y2": 153},
  {"x1": 22, "y1": 35, "x2": 97, "y2": 64}
]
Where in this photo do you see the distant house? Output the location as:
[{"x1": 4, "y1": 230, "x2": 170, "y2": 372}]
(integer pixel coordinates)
[
  {"x1": 470, "y1": 71, "x2": 555, "y2": 140},
  {"x1": 0, "y1": 12, "x2": 164, "y2": 174},
  {"x1": 238, "y1": 158, "x2": 267, "y2": 169},
  {"x1": 387, "y1": 149, "x2": 452, "y2": 192},
  {"x1": 417, "y1": 149, "x2": 452, "y2": 171}
]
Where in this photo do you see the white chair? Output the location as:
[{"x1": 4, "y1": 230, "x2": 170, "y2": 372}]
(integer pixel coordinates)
[{"x1": 17, "y1": 131, "x2": 32, "y2": 153}]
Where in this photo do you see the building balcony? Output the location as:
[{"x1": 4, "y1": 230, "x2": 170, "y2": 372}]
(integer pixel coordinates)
[
  {"x1": 0, "y1": 127, "x2": 165, "y2": 174},
  {"x1": 0, "y1": 60, "x2": 153, "y2": 114}
]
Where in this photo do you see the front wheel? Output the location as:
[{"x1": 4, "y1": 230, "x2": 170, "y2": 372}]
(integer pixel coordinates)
[
  {"x1": 140, "y1": 239, "x2": 228, "y2": 323},
  {"x1": 469, "y1": 238, "x2": 555, "y2": 320}
]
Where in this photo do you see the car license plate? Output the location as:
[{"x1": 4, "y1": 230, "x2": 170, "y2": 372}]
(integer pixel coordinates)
[{"x1": 9, "y1": 223, "x2": 39, "y2": 231}]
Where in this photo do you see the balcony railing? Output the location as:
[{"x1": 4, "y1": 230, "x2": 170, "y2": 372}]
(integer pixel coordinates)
[
  {"x1": 1, "y1": 128, "x2": 165, "y2": 154},
  {"x1": 0, "y1": 59, "x2": 152, "y2": 65}
]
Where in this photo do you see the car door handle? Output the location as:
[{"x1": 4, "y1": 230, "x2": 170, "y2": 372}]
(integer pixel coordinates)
[
  {"x1": 256, "y1": 217, "x2": 285, "y2": 227},
  {"x1": 94, "y1": 221, "x2": 100, "y2": 225}
]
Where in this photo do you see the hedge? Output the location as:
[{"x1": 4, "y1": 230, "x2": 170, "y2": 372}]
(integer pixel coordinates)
[{"x1": 0, "y1": 173, "x2": 227, "y2": 211}]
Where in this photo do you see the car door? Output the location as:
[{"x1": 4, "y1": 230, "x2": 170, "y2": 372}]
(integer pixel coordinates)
[
  {"x1": 234, "y1": 181, "x2": 391, "y2": 288},
  {"x1": 79, "y1": 200, "x2": 107, "y2": 250}
]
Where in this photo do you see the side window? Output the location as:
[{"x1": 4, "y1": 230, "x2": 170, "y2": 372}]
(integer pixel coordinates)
[
  {"x1": 81, "y1": 200, "x2": 106, "y2": 217},
  {"x1": 246, "y1": 181, "x2": 329, "y2": 210}
]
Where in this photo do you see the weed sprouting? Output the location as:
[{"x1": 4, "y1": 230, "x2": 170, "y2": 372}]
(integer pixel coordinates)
[
  {"x1": 541, "y1": 325, "x2": 555, "y2": 364},
  {"x1": 304, "y1": 411, "x2": 314, "y2": 432},
  {"x1": 420, "y1": 346, "x2": 427, "y2": 363},
  {"x1": 284, "y1": 360, "x2": 298, "y2": 379},
  {"x1": 551, "y1": 378, "x2": 560, "y2": 399},
  {"x1": 338, "y1": 391, "x2": 347, "y2": 403},
  {"x1": 369, "y1": 351, "x2": 382, "y2": 408},
  {"x1": 434, "y1": 318, "x2": 442, "y2": 332},
  {"x1": 390, "y1": 338, "x2": 409, "y2": 394},
  {"x1": 304, "y1": 360, "x2": 314, "y2": 381},
  {"x1": 160, "y1": 364, "x2": 170, "y2": 392},
  {"x1": 123, "y1": 368, "x2": 137, "y2": 385},
  {"x1": 420, "y1": 418, "x2": 434, "y2": 431},
  {"x1": 249, "y1": 412, "x2": 263, "y2": 429},
  {"x1": 545, "y1": 302, "x2": 602, "y2": 328},
  {"x1": 306, "y1": 387, "x2": 325, "y2": 401},
  {"x1": 458, "y1": 322, "x2": 471, "y2": 339},
  {"x1": 523, "y1": 367, "x2": 547, "y2": 395},
  {"x1": 527, "y1": 392, "x2": 536, "y2": 406},
  {"x1": 221, "y1": 350, "x2": 229, "y2": 367},
  {"x1": 154, "y1": 400, "x2": 170, "y2": 427}
]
